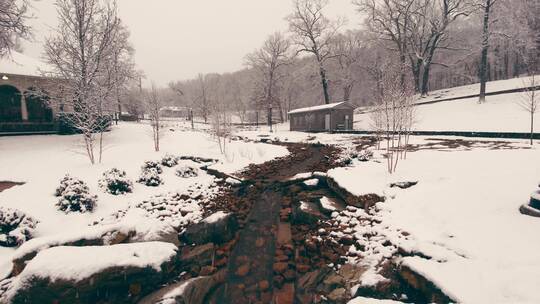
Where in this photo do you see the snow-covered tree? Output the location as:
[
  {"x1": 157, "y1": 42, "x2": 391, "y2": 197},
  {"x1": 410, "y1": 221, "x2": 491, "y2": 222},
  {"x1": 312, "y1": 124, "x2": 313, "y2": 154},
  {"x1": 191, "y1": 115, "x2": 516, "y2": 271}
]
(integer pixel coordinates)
[
  {"x1": 0, "y1": 0, "x2": 30, "y2": 56},
  {"x1": 43, "y1": 0, "x2": 130, "y2": 164},
  {"x1": 143, "y1": 83, "x2": 163, "y2": 152},
  {"x1": 518, "y1": 75, "x2": 539, "y2": 145}
]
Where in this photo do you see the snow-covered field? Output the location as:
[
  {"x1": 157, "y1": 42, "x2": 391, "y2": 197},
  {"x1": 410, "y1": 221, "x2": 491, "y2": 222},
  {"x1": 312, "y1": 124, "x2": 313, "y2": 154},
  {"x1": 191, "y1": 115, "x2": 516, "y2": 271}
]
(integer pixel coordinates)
[
  {"x1": 0, "y1": 122, "x2": 288, "y2": 278},
  {"x1": 353, "y1": 76, "x2": 539, "y2": 133},
  {"x1": 329, "y1": 138, "x2": 540, "y2": 303}
]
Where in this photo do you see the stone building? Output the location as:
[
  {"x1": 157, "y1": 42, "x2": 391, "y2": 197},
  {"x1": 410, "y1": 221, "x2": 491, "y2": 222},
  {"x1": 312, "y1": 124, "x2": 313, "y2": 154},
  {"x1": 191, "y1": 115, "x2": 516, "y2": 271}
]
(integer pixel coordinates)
[
  {"x1": 288, "y1": 101, "x2": 355, "y2": 132},
  {"x1": 0, "y1": 52, "x2": 61, "y2": 134}
]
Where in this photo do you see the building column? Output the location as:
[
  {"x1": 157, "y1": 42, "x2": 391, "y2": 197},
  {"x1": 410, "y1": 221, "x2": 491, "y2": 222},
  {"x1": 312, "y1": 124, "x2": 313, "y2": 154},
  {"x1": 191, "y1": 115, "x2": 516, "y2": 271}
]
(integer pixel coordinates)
[{"x1": 20, "y1": 92, "x2": 29, "y2": 121}]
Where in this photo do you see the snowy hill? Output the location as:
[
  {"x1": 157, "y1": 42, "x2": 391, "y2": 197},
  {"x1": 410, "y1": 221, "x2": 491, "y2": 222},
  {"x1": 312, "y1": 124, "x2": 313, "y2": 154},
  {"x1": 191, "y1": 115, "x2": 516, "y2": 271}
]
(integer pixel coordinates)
[{"x1": 354, "y1": 76, "x2": 539, "y2": 133}]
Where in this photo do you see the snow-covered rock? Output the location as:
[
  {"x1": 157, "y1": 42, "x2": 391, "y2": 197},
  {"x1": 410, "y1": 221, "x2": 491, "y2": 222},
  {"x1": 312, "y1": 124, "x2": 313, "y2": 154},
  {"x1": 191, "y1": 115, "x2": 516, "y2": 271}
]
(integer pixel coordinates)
[
  {"x1": 181, "y1": 212, "x2": 238, "y2": 245},
  {"x1": 4, "y1": 242, "x2": 178, "y2": 303}
]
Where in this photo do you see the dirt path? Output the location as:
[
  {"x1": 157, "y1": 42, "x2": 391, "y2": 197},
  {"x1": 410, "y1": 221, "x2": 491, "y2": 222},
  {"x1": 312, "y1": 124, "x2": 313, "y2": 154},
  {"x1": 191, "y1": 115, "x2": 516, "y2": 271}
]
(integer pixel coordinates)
[{"x1": 207, "y1": 143, "x2": 342, "y2": 303}]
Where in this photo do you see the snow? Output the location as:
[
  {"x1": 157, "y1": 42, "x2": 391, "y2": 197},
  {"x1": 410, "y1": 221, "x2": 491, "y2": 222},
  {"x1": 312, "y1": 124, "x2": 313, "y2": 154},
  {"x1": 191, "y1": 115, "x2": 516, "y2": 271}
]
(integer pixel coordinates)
[
  {"x1": 288, "y1": 101, "x2": 350, "y2": 114},
  {"x1": 3, "y1": 242, "x2": 177, "y2": 300},
  {"x1": 328, "y1": 136, "x2": 540, "y2": 303},
  {"x1": 0, "y1": 122, "x2": 288, "y2": 272},
  {"x1": 355, "y1": 76, "x2": 540, "y2": 133},
  {"x1": 303, "y1": 178, "x2": 319, "y2": 187},
  {"x1": 531, "y1": 190, "x2": 540, "y2": 201},
  {"x1": 0, "y1": 51, "x2": 50, "y2": 77},
  {"x1": 202, "y1": 211, "x2": 228, "y2": 224},
  {"x1": 348, "y1": 297, "x2": 404, "y2": 304},
  {"x1": 319, "y1": 197, "x2": 336, "y2": 211}
]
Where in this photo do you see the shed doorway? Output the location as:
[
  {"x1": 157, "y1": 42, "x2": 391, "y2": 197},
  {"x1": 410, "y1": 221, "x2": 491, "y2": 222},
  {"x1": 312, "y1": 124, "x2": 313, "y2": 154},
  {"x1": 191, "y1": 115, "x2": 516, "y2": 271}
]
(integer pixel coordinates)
[{"x1": 325, "y1": 114, "x2": 330, "y2": 130}]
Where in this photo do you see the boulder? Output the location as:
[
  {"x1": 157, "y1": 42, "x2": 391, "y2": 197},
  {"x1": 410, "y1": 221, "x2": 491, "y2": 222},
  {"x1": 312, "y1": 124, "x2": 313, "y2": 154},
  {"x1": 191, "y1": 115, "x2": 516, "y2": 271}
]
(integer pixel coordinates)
[
  {"x1": 327, "y1": 287, "x2": 347, "y2": 302},
  {"x1": 389, "y1": 181, "x2": 418, "y2": 189},
  {"x1": 317, "y1": 196, "x2": 345, "y2": 215},
  {"x1": 138, "y1": 270, "x2": 226, "y2": 304},
  {"x1": 10, "y1": 222, "x2": 180, "y2": 277},
  {"x1": 6, "y1": 242, "x2": 179, "y2": 304},
  {"x1": 181, "y1": 212, "x2": 238, "y2": 245},
  {"x1": 529, "y1": 190, "x2": 540, "y2": 209},
  {"x1": 179, "y1": 243, "x2": 215, "y2": 267},
  {"x1": 519, "y1": 204, "x2": 540, "y2": 217},
  {"x1": 297, "y1": 266, "x2": 332, "y2": 292},
  {"x1": 292, "y1": 201, "x2": 326, "y2": 225}
]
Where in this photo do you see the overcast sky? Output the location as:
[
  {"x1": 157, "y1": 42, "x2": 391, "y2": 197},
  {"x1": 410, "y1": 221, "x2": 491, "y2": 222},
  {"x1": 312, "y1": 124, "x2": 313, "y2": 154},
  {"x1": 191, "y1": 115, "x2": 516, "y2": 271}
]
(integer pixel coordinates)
[{"x1": 22, "y1": 0, "x2": 360, "y2": 86}]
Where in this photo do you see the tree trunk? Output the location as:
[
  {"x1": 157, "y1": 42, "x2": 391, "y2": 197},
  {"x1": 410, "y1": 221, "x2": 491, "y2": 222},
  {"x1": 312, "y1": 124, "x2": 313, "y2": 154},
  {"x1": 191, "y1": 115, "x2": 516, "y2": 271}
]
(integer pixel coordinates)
[
  {"x1": 318, "y1": 60, "x2": 330, "y2": 104},
  {"x1": 343, "y1": 83, "x2": 353, "y2": 102},
  {"x1": 531, "y1": 111, "x2": 534, "y2": 145},
  {"x1": 479, "y1": 0, "x2": 492, "y2": 103},
  {"x1": 409, "y1": 57, "x2": 422, "y2": 93}
]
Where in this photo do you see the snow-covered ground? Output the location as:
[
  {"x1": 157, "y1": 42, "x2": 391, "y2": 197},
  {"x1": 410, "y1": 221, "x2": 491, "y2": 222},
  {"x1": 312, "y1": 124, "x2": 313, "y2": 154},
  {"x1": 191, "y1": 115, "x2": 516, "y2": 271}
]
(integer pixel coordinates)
[
  {"x1": 328, "y1": 137, "x2": 540, "y2": 303},
  {"x1": 411, "y1": 75, "x2": 538, "y2": 105},
  {"x1": 0, "y1": 122, "x2": 288, "y2": 277},
  {"x1": 353, "y1": 75, "x2": 540, "y2": 133},
  {"x1": 239, "y1": 124, "x2": 540, "y2": 303},
  {"x1": 355, "y1": 91, "x2": 540, "y2": 132}
]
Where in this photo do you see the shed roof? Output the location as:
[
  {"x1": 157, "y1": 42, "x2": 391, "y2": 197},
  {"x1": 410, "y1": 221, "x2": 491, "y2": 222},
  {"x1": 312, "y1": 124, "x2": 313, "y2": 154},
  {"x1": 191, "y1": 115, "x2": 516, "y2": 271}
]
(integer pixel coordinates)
[{"x1": 288, "y1": 101, "x2": 354, "y2": 115}]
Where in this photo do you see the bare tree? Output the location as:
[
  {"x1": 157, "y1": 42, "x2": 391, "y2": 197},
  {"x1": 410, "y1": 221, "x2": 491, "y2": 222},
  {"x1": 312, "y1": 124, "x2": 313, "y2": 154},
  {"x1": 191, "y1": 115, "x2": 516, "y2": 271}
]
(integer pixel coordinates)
[
  {"x1": 408, "y1": 0, "x2": 471, "y2": 96},
  {"x1": 144, "y1": 83, "x2": 163, "y2": 152},
  {"x1": 329, "y1": 31, "x2": 364, "y2": 101},
  {"x1": 206, "y1": 74, "x2": 232, "y2": 154},
  {"x1": 370, "y1": 60, "x2": 415, "y2": 173},
  {"x1": 109, "y1": 21, "x2": 137, "y2": 124},
  {"x1": 518, "y1": 75, "x2": 539, "y2": 145},
  {"x1": 287, "y1": 0, "x2": 343, "y2": 104},
  {"x1": 0, "y1": 0, "x2": 30, "y2": 56},
  {"x1": 196, "y1": 73, "x2": 211, "y2": 123},
  {"x1": 43, "y1": 0, "x2": 122, "y2": 164},
  {"x1": 246, "y1": 32, "x2": 293, "y2": 127},
  {"x1": 355, "y1": 0, "x2": 416, "y2": 87}
]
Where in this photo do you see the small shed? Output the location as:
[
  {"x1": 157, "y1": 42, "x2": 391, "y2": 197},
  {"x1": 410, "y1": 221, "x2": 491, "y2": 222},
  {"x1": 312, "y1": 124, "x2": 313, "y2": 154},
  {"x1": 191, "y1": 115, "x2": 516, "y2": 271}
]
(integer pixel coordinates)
[{"x1": 288, "y1": 101, "x2": 355, "y2": 132}]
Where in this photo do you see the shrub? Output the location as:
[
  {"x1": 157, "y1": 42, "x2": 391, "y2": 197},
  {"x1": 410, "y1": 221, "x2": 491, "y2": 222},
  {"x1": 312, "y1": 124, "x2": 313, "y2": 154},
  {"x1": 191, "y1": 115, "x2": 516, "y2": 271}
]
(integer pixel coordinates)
[
  {"x1": 141, "y1": 161, "x2": 163, "y2": 174},
  {"x1": 0, "y1": 207, "x2": 38, "y2": 247},
  {"x1": 358, "y1": 149, "x2": 373, "y2": 162},
  {"x1": 55, "y1": 175, "x2": 97, "y2": 213},
  {"x1": 55, "y1": 175, "x2": 88, "y2": 197},
  {"x1": 138, "y1": 168, "x2": 163, "y2": 187},
  {"x1": 99, "y1": 168, "x2": 133, "y2": 195},
  {"x1": 161, "y1": 154, "x2": 178, "y2": 167},
  {"x1": 176, "y1": 166, "x2": 198, "y2": 178}
]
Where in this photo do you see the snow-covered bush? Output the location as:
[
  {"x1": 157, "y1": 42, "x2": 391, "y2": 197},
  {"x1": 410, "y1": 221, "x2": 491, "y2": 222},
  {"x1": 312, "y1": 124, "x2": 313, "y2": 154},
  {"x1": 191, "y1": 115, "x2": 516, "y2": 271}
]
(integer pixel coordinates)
[
  {"x1": 161, "y1": 154, "x2": 178, "y2": 167},
  {"x1": 55, "y1": 175, "x2": 97, "y2": 213},
  {"x1": 0, "y1": 207, "x2": 38, "y2": 247},
  {"x1": 175, "y1": 166, "x2": 198, "y2": 178},
  {"x1": 55, "y1": 174, "x2": 88, "y2": 197},
  {"x1": 138, "y1": 169, "x2": 163, "y2": 187},
  {"x1": 98, "y1": 168, "x2": 133, "y2": 195},
  {"x1": 339, "y1": 146, "x2": 358, "y2": 165},
  {"x1": 358, "y1": 149, "x2": 374, "y2": 162},
  {"x1": 141, "y1": 161, "x2": 163, "y2": 174}
]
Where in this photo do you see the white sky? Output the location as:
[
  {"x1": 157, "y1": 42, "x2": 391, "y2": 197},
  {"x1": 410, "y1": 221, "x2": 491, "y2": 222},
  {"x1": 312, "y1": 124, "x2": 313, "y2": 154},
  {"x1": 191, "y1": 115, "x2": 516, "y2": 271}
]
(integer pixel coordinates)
[{"x1": 22, "y1": 0, "x2": 360, "y2": 86}]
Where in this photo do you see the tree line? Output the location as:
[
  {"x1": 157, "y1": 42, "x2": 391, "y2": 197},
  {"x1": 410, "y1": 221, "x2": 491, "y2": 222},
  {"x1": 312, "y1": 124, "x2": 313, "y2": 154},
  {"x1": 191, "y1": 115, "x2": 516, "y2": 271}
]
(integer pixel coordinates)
[{"x1": 167, "y1": 0, "x2": 538, "y2": 124}]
